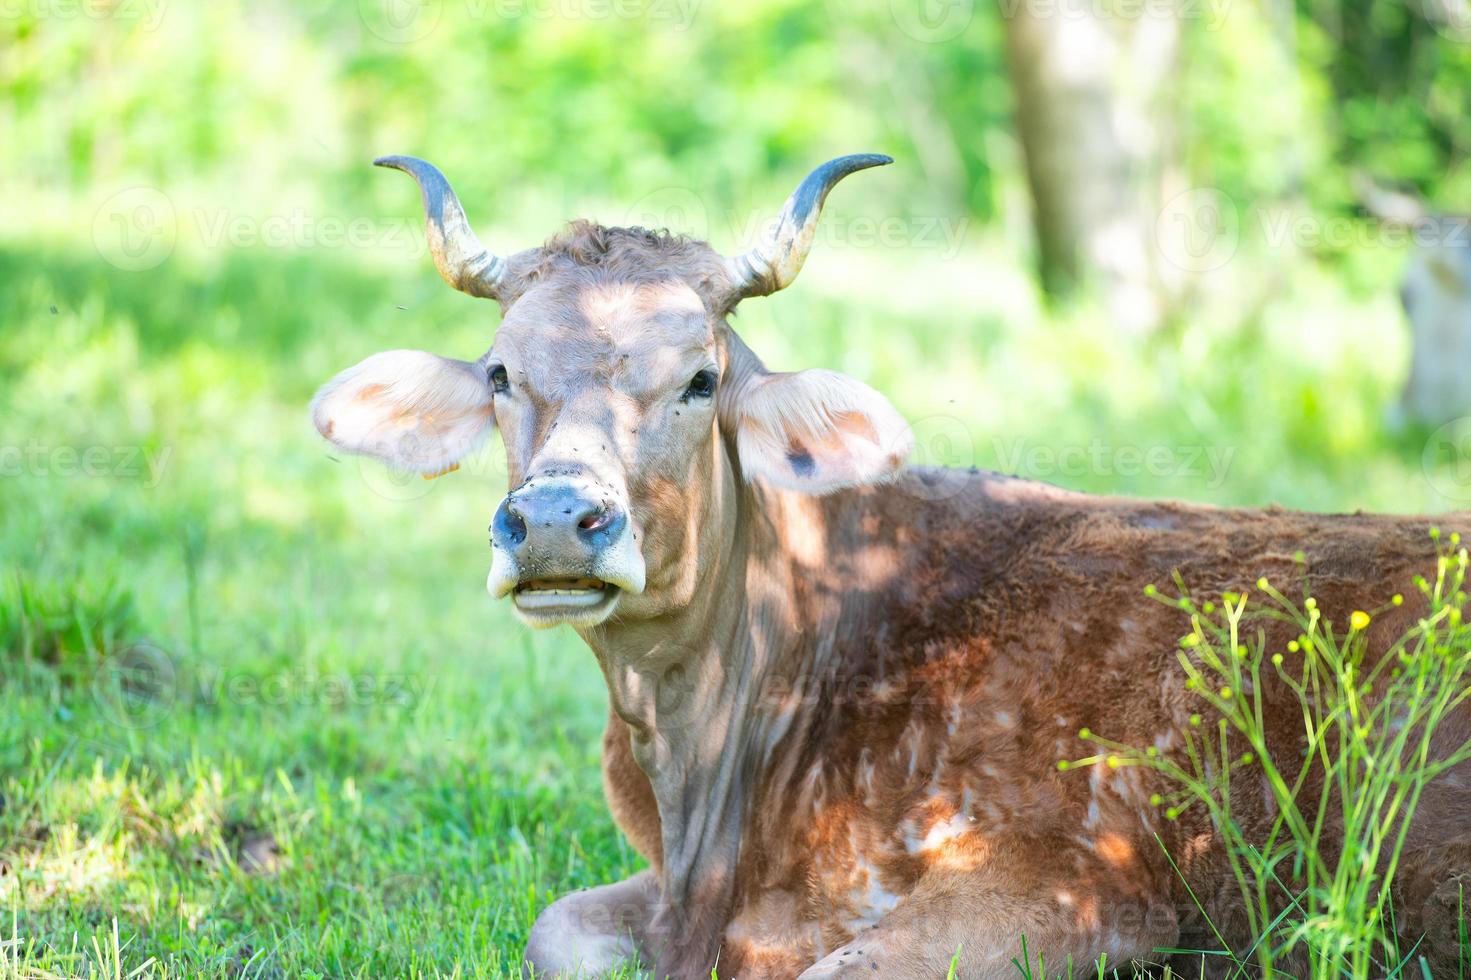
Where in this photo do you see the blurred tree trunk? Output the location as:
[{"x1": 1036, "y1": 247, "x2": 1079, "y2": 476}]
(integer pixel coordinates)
[
  {"x1": 1358, "y1": 179, "x2": 1471, "y2": 427},
  {"x1": 1396, "y1": 235, "x2": 1471, "y2": 427},
  {"x1": 1002, "y1": 0, "x2": 1180, "y2": 332}
]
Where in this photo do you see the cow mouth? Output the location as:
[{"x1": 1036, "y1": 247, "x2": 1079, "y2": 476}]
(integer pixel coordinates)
[{"x1": 512, "y1": 577, "x2": 620, "y2": 621}]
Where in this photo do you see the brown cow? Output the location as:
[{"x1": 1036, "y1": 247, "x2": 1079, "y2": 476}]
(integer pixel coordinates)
[{"x1": 313, "y1": 155, "x2": 1471, "y2": 978}]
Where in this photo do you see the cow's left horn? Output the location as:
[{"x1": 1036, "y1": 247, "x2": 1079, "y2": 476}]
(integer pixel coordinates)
[
  {"x1": 374, "y1": 155, "x2": 507, "y2": 300},
  {"x1": 723, "y1": 153, "x2": 893, "y2": 302}
]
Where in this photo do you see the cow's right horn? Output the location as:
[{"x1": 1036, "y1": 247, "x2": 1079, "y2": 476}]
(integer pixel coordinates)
[
  {"x1": 722, "y1": 153, "x2": 893, "y2": 304},
  {"x1": 374, "y1": 155, "x2": 507, "y2": 301}
]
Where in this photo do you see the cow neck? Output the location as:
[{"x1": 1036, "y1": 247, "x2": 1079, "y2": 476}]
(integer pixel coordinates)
[{"x1": 581, "y1": 478, "x2": 811, "y2": 975}]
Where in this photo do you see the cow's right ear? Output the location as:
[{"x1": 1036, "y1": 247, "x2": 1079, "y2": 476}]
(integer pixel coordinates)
[
  {"x1": 310, "y1": 349, "x2": 495, "y2": 475},
  {"x1": 732, "y1": 369, "x2": 911, "y2": 493}
]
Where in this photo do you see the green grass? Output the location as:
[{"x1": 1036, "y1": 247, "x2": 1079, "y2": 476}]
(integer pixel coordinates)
[{"x1": 0, "y1": 216, "x2": 1467, "y2": 977}]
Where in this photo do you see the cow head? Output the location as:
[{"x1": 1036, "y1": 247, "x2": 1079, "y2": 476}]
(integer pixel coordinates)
[{"x1": 313, "y1": 155, "x2": 911, "y2": 630}]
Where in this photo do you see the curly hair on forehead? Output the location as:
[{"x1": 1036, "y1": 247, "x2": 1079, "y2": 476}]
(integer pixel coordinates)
[{"x1": 520, "y1": 219, "x2": 731, "y2": 295}]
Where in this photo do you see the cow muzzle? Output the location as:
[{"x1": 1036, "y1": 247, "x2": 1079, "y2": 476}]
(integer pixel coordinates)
[{"x1": 486, "y1": 477, "x2": 645, "y2": 629}]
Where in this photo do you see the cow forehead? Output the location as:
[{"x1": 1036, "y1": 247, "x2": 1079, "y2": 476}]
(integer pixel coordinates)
[
  {"x1": 494, "y1": 278, "x2": 717, "y2": 397},
  {"x1": 578, "y1": 279, "x2": 708, "y2": 333}
]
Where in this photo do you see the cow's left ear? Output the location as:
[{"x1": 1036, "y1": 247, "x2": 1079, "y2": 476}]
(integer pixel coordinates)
[
  {"x1": 311, "y1": 349, "x2": 495, "y2": 475},
  {"x1": 733, "y1": 369, "x2": 911, "y2": 493}
]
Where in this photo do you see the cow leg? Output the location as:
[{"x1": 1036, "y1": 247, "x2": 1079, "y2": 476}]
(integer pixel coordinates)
[
  {"x1": 523, "y1": 870, "x2": 657, "y2": 979},
  {"x1": 796, "y1": 866, "x2": 1178, "y2": 980}
]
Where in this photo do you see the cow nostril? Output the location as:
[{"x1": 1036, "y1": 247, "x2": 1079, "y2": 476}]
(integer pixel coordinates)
[
  {"x1": 492, "y1": 499, "x2": 528, "y2": 546},
  {"x1": 578, "y1": 508, "x2": 611, "y2": 532}
]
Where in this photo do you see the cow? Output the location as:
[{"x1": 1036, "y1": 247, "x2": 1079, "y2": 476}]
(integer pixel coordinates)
[{"x1": 312, "y1": 155, "x2": 1471, "y2": 979}]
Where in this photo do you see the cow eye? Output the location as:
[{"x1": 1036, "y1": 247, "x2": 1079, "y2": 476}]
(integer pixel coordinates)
[
  {"x1": 489, "y1": 364, "x2": 510, "y2": 394},
  {"x1": 683, "y1": 369, "x2": 717, "y2": 401}
]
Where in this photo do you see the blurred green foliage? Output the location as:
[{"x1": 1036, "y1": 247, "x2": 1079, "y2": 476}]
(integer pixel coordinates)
[{"x1": 2, "y1": 0, "x2": 1467, "y2": 219}]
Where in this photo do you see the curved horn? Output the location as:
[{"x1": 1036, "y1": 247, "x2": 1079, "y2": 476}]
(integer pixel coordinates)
[
  {"x1": 724, "y1": 153, "x2": 893, "y2": 301},
  {"x1": 374, "y1": 155, "x2": 506, "y2": 300}
]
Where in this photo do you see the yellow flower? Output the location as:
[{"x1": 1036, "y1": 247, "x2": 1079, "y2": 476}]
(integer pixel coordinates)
[{"x1": 1350, "y1": 610, "x2": 1370, "y2": 631}]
